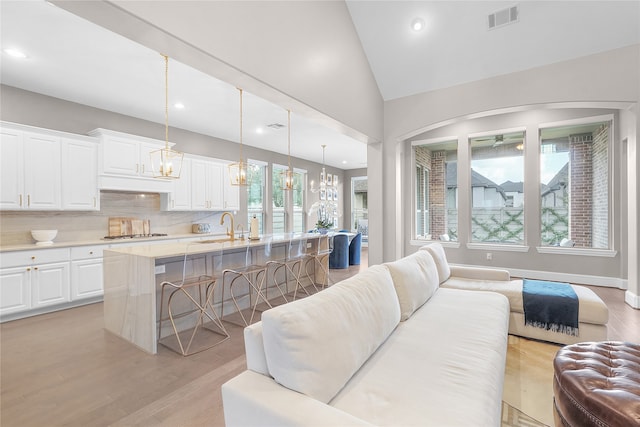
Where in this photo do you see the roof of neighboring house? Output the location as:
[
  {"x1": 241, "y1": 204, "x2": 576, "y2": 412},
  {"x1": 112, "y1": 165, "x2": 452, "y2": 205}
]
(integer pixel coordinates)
[
  {"x1": 542, "y1": 162, "x2": 569, "y2": 197},
  {"x1": 446, "y1": 162, "x2": 507, "y2": 199},
  {"x1": 500, "y1": 180, "x2": 524, "y2": 193}
]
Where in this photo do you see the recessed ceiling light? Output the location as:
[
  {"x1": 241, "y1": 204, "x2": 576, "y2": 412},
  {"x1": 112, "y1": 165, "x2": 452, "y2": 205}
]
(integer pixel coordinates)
[
  {"x1": 173, "y1": 102, "x2": 185, "y2": 109},
  {"x1": 411, "y1": 18, "x2": 425, "y2": 32},
  {"x1": 342, "y1": 160, "x2": 348, "y2": 164},
  {"x1": 4, "y1": 48, "x2": 28, "y2": 59},
  {"x1": 255, "y1": 127, "x2": 264, "y2": 134}
]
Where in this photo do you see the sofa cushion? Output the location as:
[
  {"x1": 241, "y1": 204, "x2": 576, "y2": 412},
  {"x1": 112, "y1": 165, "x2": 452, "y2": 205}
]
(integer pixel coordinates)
[
  {"x1": 330, "y1": 288, "x2": 510, "y2": 426},
  {"x1": 244, "y1": 322, "x2": 269, "y2": 376},
  {"x1": 421, "y1": 243, "x2": 451, "y2": 284},
  {"x1": 384, "y1": 250, "x2": 440, "y2": 321},
  {"x1": 261, "y1": 265, "x2": 401, "y2": 403}
]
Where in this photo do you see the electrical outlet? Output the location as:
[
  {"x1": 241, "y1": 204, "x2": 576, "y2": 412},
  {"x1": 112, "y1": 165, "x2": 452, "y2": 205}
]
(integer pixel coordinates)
[
  {"x1": 155, "y1": 264, "x2": 166, "y2": 274},
  {"x1": 486, "y1": 253, "x2": 493, "y2": 261}
]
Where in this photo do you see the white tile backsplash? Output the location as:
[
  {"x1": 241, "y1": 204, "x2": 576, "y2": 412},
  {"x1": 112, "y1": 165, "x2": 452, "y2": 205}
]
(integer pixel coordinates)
[{"x1": 0, "y1": 191, "x2": 229, "y2": 245}]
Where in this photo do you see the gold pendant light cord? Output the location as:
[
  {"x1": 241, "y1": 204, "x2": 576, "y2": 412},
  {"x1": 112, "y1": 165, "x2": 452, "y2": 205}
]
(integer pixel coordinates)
[
  {"x1": 163, "y1": 54, "x2": 169, "y2": 150},
  {"x1": 238, "y1": 87, "x2": 243, "y2": 163},
  {"x1": 287, "y1": 109, "x2": 291, "y2": 171}
]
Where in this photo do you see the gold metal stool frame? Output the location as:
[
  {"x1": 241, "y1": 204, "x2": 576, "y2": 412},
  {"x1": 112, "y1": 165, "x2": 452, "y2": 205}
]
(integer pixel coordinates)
[{"x1": 157, "y1": 250, "x2": 230, "y2": 356}]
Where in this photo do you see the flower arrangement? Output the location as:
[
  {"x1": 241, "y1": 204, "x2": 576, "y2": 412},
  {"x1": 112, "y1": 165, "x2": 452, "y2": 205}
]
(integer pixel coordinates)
[{"x1": 315, "y1": 218, "x2": 334, "y2": 233}]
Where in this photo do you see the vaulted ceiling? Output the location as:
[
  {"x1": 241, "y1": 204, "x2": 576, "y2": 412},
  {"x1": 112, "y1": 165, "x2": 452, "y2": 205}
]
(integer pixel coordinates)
[{"x1": 1, "y1": 1, "x2": 638, "y2": 168}]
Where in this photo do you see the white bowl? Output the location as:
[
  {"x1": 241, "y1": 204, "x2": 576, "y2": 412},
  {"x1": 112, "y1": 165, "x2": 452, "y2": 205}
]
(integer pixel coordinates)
[{"x1": 31, "y1": 229, "x2": 58, "y2": 246}]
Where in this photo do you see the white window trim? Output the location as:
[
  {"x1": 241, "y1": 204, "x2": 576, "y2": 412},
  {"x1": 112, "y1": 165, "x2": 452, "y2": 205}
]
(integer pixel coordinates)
[
  {"x1": 466, "y1": 243, "x2": 530, "y2": 252},
  {"x1": 536, "y1": 247, "x2": 617, "y2": 257}
]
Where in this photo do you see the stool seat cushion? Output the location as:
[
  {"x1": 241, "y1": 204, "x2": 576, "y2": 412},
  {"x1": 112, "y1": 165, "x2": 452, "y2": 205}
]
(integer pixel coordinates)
[{"x1": 553, "y1": 341, "x2": 640, "y2": 427}]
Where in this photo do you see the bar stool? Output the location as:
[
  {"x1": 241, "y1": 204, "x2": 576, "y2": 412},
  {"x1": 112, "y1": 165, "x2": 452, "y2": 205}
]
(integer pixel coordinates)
[
  {"x1": 267, "y1": 234, "x2": 312, "y2": 301},
  {"x1": 157, "y1": 243, "x2": 230, "y2": 356},
  {"x1": 220, "y1": 239, "x2": 274, "y2": 327},
  {"x1": 304, "y1": 234, "x2": 332, "y2": 289}
]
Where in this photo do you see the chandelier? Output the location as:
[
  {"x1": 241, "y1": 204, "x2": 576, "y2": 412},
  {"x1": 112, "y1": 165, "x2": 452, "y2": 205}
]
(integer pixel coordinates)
[
  {"x1": 150, "y1": 54, "x2": 183, "y2": 179},
  {"x1": 228, "y1": 87, "x2": 251, "y2": 186},
  {"x1": 281, "y1": 109, "x2": 294, "y2": 191}
]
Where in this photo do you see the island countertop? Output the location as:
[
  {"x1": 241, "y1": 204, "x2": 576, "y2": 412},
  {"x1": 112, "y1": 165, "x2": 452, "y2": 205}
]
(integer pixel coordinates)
[
  {"x1": 102, "y1": 232, "x2": 329, "y2": 354},
  {"x1": 104, "y1": 233, "x2": 319, "y2": 259}
]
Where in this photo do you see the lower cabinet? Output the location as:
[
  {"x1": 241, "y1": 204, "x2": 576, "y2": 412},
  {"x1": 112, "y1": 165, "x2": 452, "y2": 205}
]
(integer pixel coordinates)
[
  {"x1": 0, "y1": 267, "x2": 30, "y2": 315},
  {"x1": 31, "y1": 262, "x2": 70, "y2": 309},
  {"x1": 70, "y1": 258, "x2": 103, "y2": 300},
  {"x1": 0, "y1": 261, "x2": 70, "y2": 315}
]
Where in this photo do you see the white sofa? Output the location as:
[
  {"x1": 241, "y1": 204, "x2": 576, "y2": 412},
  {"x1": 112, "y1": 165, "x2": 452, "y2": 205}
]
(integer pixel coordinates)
[
  {"x1": 421, "y1": 243, "x2": 609, "y2": 345},
  {"x1": 223, "y1": 250, "x2": 511, "y2": 426}
]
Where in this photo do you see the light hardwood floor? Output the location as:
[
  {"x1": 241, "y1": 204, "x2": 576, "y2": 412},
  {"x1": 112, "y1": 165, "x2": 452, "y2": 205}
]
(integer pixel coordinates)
[{"x1": 1, "y1": 249, "x2": 638, "y2": 427}]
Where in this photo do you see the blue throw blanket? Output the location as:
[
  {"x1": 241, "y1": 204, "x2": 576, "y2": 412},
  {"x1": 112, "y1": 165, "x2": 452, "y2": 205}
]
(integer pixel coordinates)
[{"x1": 522, "y1": 279, "x2": 579, "y2": 336}]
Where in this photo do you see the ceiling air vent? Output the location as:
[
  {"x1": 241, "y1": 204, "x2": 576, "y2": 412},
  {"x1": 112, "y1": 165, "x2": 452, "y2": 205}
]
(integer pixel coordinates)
[
  {"x1": 488, "y1": 5, "x2": 518, "y2": 30},
  {"x1": 266, "y1": 123, "x2": 285, "y2": 130}
]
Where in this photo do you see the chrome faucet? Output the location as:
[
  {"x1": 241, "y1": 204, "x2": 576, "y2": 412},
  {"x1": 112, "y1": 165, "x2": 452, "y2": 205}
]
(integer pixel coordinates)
[
  {"x1": 236, "y1": 224, "x2": 245, "y2": 240},
  {"x1": 220, "y1": 212, "x2": 235, "y2": 241}
]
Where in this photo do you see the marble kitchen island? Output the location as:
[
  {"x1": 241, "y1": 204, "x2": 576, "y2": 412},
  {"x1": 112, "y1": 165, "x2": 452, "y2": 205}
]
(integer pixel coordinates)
[{"x1": 103, "y1": 233, "x2": 328, "y2": 354}]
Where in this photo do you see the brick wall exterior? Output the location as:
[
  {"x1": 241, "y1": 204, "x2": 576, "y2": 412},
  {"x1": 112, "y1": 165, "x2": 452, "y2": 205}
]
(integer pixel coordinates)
[
  {"x1": 429, "y1": 151, "x2": 447, "y2": 237},
  {"x1": 592, "y1": 124, "x2": 609, "y2": 249},
  {"x1": 570, "y1": 135, "x2": 593, "y2": 247}
]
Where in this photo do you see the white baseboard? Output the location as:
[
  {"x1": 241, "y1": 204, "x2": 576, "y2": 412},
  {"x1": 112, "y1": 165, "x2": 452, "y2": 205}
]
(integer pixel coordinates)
[
  {"x1": 625, "y1": 291, "x2": 640, "y2": 309},
  {"x1": 454, "y1": 264, "x2": 628, "y2": 289}
]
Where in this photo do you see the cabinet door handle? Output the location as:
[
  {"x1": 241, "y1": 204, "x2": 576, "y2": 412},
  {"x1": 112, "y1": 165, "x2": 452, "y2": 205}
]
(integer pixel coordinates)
[
  {"x1": 19, "y1": 194, "x2": 23, "y2": 207},
  {"x1": 27, "y1": 195, "x2": 31, "y2": 207},
  {"x1": 172, "y1": 199, "x2": 175, "y2": 208},
  {"x1": 93, "y1": 197, "x2": 97, "y2": 208},
  {"x1": 136, "y1": 164, "x2": 139, "y2": 173},
  {"x1": 26, "y1": 267, "x2": 31, "y2": 272},
  {"x1": 31, "y1": 256, "x2": 36, "y2": 260},
  {"x1": 142, "y1": 164, "x2": 145, "y2": 173},
  {"x1": 34, "y1": 267, "x2": 38, "y2": 271},
  {"x1": 89, "y1": 251, "x2": 94, "y2": 255}
]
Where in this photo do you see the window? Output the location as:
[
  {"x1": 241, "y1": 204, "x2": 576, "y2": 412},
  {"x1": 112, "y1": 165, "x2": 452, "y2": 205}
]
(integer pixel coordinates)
[
  {"x1": 272, "y1": 164, "x2": 286, "y2": 234},
  {"x1": 540, "y1": 120, "x2": 610, "y2": 248},
  {"x1": 247, "y1": 161, "x2": 266, "y2": 235},
  {"x1": 351, "y1": 176, "x2": 368, "y2": 241},
  {"x1": 413, "y1": 140, "x2": 458, "y2": 241},
  {"x1": 292, "y1": 170, "x2": 306, "y2": 233},
  {"x1": 469, "y1": 130, "x2": 525, "y2": 244}
]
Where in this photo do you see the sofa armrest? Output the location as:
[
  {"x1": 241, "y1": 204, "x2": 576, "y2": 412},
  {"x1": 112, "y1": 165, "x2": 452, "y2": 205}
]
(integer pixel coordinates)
[
  {"x1": 449, "y1": 265, "x2": 511, "y2": 281},
  {"x1": 222, "y1": 370, "x2": 374, "y2": 427}
]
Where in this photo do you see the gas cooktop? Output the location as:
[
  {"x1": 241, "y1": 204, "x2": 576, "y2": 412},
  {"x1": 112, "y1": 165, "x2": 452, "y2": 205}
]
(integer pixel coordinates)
[{"x1": 102, "y1": 233, "x2": 168, "y2": 240}]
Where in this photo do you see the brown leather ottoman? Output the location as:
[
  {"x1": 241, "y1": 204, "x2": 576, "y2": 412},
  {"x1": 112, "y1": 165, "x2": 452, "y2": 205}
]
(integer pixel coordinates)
[{"x1": 553, "y1": 341, "x2": 640, "y2": 427}]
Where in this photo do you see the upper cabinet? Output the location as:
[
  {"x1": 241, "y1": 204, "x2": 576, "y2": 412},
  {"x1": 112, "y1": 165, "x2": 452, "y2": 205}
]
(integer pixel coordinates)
[
  {"x1": 1, "y1": 126, "x2": 61, "y2": 210},
  {"x1": 62, "y1": 138, "x2": 99, "y2": 210},
  {"x1": 90, "y1": 128, "x2": 172, "y2": 193},
  {"x1": 1, "y1": 122, "x2": 99, "y2": 211},
  {"x1": 222, "y1": 162, "x2": 240, "y2": 211}
]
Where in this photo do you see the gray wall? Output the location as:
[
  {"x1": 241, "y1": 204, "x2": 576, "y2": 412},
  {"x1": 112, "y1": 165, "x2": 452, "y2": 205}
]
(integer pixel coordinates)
[
  {"x1": 0, "y1": 85, "x2": 348, "y2": 232},
  {"x1": 55, "y1": 0, "x2": 383, "y2": 145},
  {"x1": 380, "y1": 45, "x2": 639, "y2": 297}
]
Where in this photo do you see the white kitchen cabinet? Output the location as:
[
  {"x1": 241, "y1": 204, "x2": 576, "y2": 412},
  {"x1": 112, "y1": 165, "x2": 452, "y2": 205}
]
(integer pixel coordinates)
[
  {"x1": 70, "y1": 246, "x2": 105, "y2": 300},
  {"x1": 223, "y1": 162, "x2": 240, "y2": 211},
  {"x1": 0, "y1": 247, "x2": 71, "y2": 317},
  {"x1": 62, "y1": 138, "x2": 99, "y2": 210},
  {"x1": 162, "y1": 157, "x2": 192, "y2": 211},
  {"x1": 31, "y1": 262, "x2": 70, "y2": 309},
  {"x1": 0, "y1": 127, "x2": 61, "y2": 210},
  {"x1": 191, "y1": 159, "x2": 223, "y2": 211},
  {"x1": 100, "y1": 134, "x2": 157, "y2": 177},
  {"x1": 0, "y1": 267, "x2": 31, "y2": 315}
]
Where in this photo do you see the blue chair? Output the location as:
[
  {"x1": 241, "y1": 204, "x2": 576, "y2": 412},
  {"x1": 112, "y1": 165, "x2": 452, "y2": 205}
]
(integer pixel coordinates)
[
  {"x1": 329, "y1": 234, "x2": 349, "y2": 269},
  {"x1": 349, "y1": 232, "x2": 362, "y2": 265}
]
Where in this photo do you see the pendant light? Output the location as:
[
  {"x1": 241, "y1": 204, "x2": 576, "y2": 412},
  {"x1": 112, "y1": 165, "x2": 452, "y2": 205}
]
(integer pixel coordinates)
[
  {"x1": 228, "y1": 87, "x2": 251, "y2": 186},
  {"x1": 150, "y1": 54, "x2": 183, "y2": 179},
  {"x1": 281, "y1": 109, "x2": 294, "y2": 191}
]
